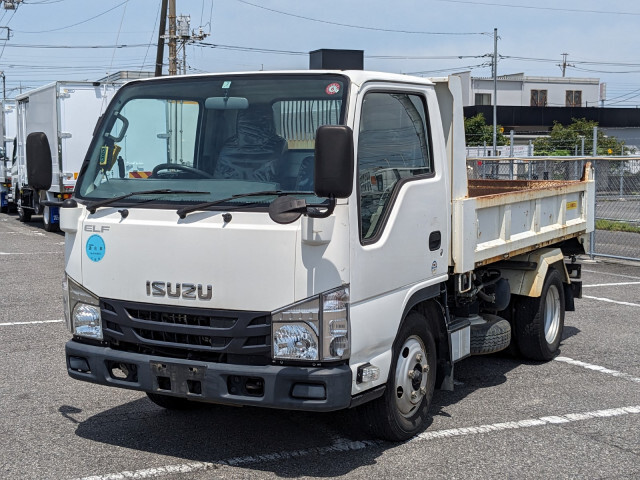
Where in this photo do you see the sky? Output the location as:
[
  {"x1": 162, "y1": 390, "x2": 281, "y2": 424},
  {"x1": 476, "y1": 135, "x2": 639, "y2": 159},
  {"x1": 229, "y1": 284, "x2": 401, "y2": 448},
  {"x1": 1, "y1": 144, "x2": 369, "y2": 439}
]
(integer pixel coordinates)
[{"x1": 0, "y1": 0, "x2": 639, "y2": 106}]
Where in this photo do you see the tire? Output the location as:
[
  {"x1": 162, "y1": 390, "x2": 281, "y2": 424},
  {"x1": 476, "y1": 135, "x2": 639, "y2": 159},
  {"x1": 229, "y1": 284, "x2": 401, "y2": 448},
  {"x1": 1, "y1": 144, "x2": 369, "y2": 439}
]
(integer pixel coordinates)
[
  {"x1": 515, "y1": 268, "x2": 565, "y2": 361},
  {"x1": 43, "y1": 205, "x2": 58, "y2": 232},
  {"x1": 355, "y1": 311, "x2": 437, "y2": 441},
  {"x1": 146, "y1": 392, "x2": 196, "y2": 410},
  {"x1": 470, "y1": 315, "x2": 511, "y2": 355},
  {"x1": 17, "y1": 195, "x2": 32, "y2": 222},
  {"x1": 0, "y1": 204, "x2": 6, "y2": 214}
]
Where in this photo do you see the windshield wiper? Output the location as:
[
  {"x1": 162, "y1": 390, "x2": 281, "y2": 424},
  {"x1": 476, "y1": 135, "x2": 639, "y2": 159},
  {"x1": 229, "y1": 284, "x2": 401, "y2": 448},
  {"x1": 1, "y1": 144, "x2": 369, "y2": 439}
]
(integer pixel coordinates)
[
  {"x1": 176, "y1": 190, "x2": 314, "y2": 219},
  {"x1": 86, "y1": 189, "x2": 208, "y2": 214}
]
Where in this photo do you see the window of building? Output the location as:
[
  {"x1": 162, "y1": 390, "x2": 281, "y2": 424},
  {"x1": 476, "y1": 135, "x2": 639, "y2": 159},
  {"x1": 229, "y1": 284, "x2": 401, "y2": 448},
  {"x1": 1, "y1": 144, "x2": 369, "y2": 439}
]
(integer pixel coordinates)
[
  {"x1": 530, "y1": 89, "x2": 547, "y2": 107},
  {"x1": 357, "y1": 92, "x2": 433, "y2": 241},
  {"x1": 475, "y1": 93, "x2": 491, "y2": 105},
  {"x1": 566, "y1": 90, "x2": 582, "y2": 107}
]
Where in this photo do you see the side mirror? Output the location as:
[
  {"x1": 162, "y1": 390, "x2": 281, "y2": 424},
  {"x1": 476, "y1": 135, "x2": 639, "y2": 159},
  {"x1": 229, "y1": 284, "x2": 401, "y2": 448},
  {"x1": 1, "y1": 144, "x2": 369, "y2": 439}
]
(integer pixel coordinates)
[{"x1": 314, "y1": 125, "x2": 354, "y2": 199}]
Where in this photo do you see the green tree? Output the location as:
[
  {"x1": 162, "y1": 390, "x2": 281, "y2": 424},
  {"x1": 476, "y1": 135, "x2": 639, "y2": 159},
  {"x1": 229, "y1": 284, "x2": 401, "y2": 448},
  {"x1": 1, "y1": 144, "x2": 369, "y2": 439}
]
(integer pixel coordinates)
[
  {"x1": 533, "y1": 118, "x2": 628, "y2": 156},
  {"x1": 464, "y1": 113, "x2": 506, "y2": 147}
]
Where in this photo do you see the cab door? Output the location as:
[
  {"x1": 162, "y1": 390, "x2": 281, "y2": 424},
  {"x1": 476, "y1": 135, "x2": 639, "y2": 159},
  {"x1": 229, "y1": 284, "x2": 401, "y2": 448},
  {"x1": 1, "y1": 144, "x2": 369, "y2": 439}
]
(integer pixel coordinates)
[{"x1": 349, "y1": 82, "x2": 450, "y2": 323}]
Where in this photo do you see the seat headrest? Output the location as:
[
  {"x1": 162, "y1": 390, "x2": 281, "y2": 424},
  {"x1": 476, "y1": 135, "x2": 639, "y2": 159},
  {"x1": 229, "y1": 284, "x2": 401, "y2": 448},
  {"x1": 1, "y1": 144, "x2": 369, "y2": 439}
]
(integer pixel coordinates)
[{"x1": 236, "y1": 106, "x2": 277, "y2": 147}]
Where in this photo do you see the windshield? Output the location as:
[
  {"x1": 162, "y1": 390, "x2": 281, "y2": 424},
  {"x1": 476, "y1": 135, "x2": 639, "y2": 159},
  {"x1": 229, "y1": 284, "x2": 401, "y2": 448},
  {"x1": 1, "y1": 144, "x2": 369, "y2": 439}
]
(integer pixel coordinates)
[{"x1": 76, "y1": 74, "x2": 348, "y2": 209}]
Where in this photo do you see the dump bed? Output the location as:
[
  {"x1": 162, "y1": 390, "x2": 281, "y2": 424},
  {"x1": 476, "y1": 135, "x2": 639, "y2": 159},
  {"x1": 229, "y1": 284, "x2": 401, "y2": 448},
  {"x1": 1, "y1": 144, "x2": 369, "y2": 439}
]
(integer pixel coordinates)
[
  {"x1": 431, "y1": 75, "x2": 595, "y2": 274},
  {"x1": 451, "y1": 169, "x2": 595, "y2": 273}
]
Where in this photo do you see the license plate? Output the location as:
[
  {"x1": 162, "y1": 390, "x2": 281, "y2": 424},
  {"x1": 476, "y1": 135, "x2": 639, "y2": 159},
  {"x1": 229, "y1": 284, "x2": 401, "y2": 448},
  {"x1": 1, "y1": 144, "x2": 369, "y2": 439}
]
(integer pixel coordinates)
[{"x1": 150, "y1": 361, "x2": 205, "y2": 395}]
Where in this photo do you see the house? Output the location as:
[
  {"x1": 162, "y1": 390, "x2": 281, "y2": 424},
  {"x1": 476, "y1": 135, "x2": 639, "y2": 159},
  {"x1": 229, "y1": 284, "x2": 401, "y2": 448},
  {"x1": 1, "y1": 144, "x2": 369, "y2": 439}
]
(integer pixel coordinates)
[{"x1": 454, "y1": 71, "x2": 640, "y2": 151}]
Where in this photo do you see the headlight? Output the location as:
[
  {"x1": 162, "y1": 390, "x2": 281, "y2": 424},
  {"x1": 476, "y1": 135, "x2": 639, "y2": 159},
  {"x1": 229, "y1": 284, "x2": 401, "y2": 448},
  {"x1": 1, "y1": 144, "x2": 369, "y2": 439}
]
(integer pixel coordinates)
[
  {"x1": 272, "y1": 286, "x2": 349, "y2": 362},
  {"x1": 64, "y1": 274, "x2": 103, "y2": 340}
]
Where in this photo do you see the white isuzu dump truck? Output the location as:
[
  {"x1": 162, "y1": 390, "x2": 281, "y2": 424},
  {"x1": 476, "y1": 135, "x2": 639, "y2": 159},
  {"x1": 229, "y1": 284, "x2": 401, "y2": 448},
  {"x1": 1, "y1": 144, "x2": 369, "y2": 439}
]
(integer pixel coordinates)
[
  {"x1": 13, "y1": 81, "x2": 121, "y2": 230},
  {"x1": 61, "y1": 57, "x2": 593, "y2": 441}
]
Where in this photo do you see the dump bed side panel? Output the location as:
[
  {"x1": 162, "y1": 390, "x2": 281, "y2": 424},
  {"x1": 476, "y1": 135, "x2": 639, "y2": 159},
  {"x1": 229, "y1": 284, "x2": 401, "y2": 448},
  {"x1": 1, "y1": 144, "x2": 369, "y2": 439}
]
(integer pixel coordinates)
[{"x1": 452, "y1": 169, "x2": 595, "y2": 273}]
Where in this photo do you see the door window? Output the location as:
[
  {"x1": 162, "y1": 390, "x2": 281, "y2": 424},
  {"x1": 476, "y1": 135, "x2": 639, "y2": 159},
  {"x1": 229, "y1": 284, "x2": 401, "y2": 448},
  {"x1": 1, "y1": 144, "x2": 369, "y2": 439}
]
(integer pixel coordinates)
[{"x1": 357, "y1": 92, "x2": 433, "y2": 240}]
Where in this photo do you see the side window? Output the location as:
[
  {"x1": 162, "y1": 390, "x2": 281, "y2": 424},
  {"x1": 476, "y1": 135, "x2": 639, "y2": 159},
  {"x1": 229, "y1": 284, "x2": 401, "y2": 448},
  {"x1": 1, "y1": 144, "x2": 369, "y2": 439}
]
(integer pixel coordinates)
[{"x1": 358, "y1": 92, "x2": 432, "y2": 240}]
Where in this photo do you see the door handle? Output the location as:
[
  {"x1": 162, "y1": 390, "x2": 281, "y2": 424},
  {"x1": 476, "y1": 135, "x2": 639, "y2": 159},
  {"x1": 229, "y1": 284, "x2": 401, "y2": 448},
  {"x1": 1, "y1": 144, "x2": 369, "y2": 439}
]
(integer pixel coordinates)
[{"x1": 429, "y1": 231, "x2": 441, "y2": 251}]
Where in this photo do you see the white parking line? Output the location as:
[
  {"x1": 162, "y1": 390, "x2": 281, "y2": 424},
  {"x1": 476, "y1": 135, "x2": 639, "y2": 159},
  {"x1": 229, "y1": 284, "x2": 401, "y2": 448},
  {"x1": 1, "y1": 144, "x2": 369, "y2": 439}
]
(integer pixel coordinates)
[
  {"x1": 582, "y1": 282, "x2": 640, "y2": 288},
  {"x1": 0, "y1": 319, "x2": 64, "y2": 327},
  {"x1": 583, "y1": 295, "x2": 640, "y2": 307},
  {"x1": 582, "y1": 269, "x2": 640, "y2": 281},
  {"x1": 555, "y1": 356, "x2": 640, "y2": 384},
  {"x1": 74, "y1": 405, "x2": 640, "y2": 480},
  {"x1": 0, "y1": 251, "x2": 62, "y2": 255}
]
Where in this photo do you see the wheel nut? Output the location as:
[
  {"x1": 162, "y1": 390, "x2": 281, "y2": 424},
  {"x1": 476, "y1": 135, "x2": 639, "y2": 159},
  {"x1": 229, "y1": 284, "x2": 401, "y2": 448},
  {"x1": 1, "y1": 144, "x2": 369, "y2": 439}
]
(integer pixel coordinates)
[
  {"x1": 410, "y1": 391, "x2": 417, "y2": 400},
  {"x1": 420, "y1": 386, "x2": 427, "y2": 395},
  {"x1": 416, "y1": 353, "x2": 423, "y2": 362},
  {"x1": 422, "y1": 363, "x2": 429, "y2": 372},
  {"x1": 408, "y1": 371, "x2": 415, "y2": 379}
]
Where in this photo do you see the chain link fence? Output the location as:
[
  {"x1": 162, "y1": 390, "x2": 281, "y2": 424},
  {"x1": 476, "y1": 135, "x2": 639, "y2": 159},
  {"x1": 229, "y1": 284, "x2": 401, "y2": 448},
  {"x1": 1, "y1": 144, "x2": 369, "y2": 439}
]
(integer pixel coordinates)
[{"x1": 467, "y1": 157, "x2": 640, "y2": 262}]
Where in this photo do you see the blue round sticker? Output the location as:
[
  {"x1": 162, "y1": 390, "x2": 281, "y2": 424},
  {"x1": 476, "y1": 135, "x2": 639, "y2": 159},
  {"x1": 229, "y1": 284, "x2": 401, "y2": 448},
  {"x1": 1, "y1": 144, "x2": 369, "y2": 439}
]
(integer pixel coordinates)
[{"x1": 86, "y1": 234, "x2": 106, "y2": 262}]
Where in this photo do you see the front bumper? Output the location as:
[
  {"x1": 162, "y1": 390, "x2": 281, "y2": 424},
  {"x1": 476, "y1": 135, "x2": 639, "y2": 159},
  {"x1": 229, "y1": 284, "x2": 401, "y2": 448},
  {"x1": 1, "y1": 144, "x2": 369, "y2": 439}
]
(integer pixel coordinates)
[{"x1": 66, "y1": 340, "x2": 353, "y2": 412}]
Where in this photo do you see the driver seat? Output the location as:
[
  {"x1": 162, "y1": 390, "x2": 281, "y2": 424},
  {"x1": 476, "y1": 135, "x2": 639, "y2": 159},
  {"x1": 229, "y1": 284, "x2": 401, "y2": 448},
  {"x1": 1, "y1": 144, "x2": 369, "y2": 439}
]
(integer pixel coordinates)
[{"x1": 214, "y1": 105, "x2": 288, "y2": 182}]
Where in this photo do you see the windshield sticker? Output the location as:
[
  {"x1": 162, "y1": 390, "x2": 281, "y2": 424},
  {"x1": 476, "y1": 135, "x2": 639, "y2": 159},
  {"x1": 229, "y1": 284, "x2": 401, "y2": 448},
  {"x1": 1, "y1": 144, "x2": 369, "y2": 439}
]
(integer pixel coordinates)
[
  {"x1": 325, "y1": 83, "x2": 341, "y2": 95},
  {"x1": 86, "y1": 234, "x2": 106, "y2": 262},
  {"x1": 222, "y1": 81, "x2": 232, "y2": 89}
]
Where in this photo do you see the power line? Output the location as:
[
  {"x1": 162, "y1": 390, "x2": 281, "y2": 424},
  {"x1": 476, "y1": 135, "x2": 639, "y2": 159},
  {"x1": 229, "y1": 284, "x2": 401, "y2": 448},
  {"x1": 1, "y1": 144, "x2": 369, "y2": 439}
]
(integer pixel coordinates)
[
  {"x1": 14, "y1": 0, "x2": 129, "y2": 33},
  {"x1": 406, "y1": 62, "x2": 491, "y2": 75},
  {"x1": 235, "y1": 0, "x2": 488, "y2": 35},
  {"x1": 2, "y1": 42, "x2": 154, "y2": 49},
  {"x1": 502, "y1": 55, "x2": 640, "y2": 68},
  {"x1": 434, "y1": 0, "x2": 640, "y2": 16}
]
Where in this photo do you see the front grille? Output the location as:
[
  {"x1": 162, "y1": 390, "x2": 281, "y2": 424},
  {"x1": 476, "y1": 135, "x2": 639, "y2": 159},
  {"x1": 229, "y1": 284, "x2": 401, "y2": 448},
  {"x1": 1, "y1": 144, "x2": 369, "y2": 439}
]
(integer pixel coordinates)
[
  {"x1": 127, "y1": 308, "x2": 237, "y2": 329},
  {"x1": 101, "y1": 299, "x2": 271, "y2": 365}
]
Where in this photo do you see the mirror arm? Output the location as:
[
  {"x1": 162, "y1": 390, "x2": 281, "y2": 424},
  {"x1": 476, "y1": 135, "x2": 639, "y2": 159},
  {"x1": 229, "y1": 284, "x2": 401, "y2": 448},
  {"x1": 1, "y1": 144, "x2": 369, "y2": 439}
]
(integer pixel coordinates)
[{"x1": 305, "y1": 196, "x2": 336, "y2": 219}]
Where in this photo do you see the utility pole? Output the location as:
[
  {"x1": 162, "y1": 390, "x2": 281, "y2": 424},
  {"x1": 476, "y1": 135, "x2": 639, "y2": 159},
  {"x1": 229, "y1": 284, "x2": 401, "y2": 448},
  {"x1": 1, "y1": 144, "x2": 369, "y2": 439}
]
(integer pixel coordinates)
[
  {"x1": 492, "y1": 27, "x2": 498, "y2": 157},
  {"x1": 558, "y1": 53, "x2": 574, "y2": 77},
  {"x1": 168, "y1": 0, "x2": 177, "y2": 76},
  {"x1": 159, "y1": 1, "x2": 210, "y2": 77},
  {"x1": 155, "y1": 0, "x2": 168, "y2": 76},
  {"x1": 175, "y1": 14, "x2": 209, "y2": 75}
]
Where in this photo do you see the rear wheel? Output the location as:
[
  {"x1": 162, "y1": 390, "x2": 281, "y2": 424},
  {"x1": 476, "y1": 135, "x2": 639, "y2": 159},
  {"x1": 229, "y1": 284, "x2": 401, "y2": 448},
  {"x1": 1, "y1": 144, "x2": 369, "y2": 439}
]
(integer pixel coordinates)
[
  {"x1": 356, "y1": 311, "x2": 437, "y2": 441},
  {"x1": 515, "y1": 268, "x2": 565, "y2": 361},
  {"x1": 43, "y1": 205, "x2": 58, "y2": 232},
  {"x1": 17, "y1": 195, "x2": 32, "y2": 222},
  {"x1": 146, "y1": 392, "x2": 196, "y2": 410}
]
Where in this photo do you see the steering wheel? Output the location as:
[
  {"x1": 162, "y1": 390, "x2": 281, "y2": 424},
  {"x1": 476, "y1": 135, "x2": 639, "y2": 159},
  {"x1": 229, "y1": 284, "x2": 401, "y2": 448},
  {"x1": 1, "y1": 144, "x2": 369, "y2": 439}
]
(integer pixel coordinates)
[{"x1": 151, "y1": 163, "x2": 214, "y2": 179}]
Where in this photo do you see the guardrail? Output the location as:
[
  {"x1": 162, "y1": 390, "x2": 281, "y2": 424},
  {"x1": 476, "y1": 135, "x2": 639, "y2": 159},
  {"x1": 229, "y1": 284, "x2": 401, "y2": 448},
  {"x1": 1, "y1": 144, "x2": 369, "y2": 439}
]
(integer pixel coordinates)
[{"x1": 467, "y1": 156, "x2": 640, "y2": 262}]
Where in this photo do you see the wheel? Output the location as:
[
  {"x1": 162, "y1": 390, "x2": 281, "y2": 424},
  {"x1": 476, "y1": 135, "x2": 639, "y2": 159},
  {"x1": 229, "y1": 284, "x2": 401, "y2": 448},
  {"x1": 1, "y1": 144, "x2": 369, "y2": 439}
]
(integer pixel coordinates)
[
  {"x1": 514, "y1": 268, "x2": 565, "y2": 361},
  {"x1": 0, "y1": 203, "x2": 6, "y2": 213},
  {"x1": 146, "y1": 392, "x2": 196, "y2": 410},
  {"x1": 356, "y1": 311, "x2": 437, "y2": 441},
  {"x1": 43, "y1": 205, "x2": 59, "y2": 232},
  {"x1": 9, "y1": 187, "x2": 19, "y2": 213},
  {"x1": 17, "y1": 195, "x2": 32, "y2": 222},
  {"x1": 470, "y1": 314, "x2": 511, "y2": 355},
  {"x1": 151, "y1": 163, "x2": 213, "y2": 179}
]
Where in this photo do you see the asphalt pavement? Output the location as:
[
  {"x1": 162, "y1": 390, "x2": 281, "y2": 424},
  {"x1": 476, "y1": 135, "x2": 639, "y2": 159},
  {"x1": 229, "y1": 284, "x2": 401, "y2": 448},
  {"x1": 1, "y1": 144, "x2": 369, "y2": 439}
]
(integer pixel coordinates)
[{"x1": 1, "y1": 211, "x2": 639, "y2": 480}]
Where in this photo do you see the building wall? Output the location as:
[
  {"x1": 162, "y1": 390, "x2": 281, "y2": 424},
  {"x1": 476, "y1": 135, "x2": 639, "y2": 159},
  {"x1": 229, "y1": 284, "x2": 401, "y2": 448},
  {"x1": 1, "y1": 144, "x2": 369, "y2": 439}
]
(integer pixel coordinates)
[
  {"x1": 456, "y1": 73, "x2": 600, "y2": 108},
  {"x1": 524, "y1": 78, "x2": 600, "y2": 108},
  {"x1": 473, "y1": 78, "x2": 523, "y2": 106}
]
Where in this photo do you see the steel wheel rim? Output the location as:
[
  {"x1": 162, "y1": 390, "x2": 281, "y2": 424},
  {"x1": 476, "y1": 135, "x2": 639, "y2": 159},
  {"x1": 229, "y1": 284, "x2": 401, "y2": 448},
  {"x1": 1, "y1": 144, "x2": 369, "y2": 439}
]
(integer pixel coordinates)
[
  {"x1": 394, "y1": 335, "x2": 429, "y2": 418},
  {"x1": 43, "y1": 205, "x2": 49, "y2": 225},
  {"x1": 544, "y1": 284, "x2": 561, "y2": 344}
]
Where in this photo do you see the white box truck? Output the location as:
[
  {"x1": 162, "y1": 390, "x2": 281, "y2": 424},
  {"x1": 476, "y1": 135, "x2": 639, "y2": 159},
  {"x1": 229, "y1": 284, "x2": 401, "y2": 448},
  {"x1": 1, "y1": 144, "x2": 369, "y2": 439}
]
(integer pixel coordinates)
[
  {"x1": 0, "y1": 100, "x2": 16, "y2": 213},
  {"x1": 60, "y1": 59, "x2": 593, "y2": 441},
  {"x1": 13, "y1": 81, "x2": 121, "y2": 230}
]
